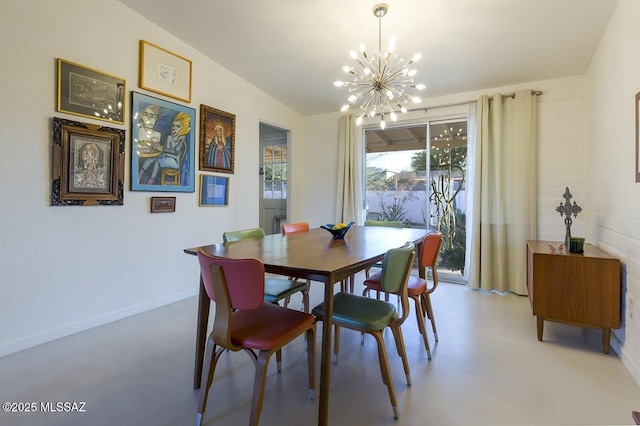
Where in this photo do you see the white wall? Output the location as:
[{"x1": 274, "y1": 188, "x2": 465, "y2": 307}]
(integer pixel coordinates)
[
  {"x1": 0, "y1": 0, "x2": 303, "y2": 356},
  {"x1": 585, "y1": 0, "x2": 640, "y2": 383}
]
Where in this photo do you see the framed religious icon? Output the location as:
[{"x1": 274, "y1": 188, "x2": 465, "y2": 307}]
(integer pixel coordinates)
[
  {"x1": 51, "y1": 117, "x2": 125, "y2": 206},
  {"x1": 139, "y1": 40, "x2": 192, "y2": 103},
  {"x1": 199, "y1": 104, "x2": 235, "y2": 174},
  {"x1": 57, "y1": 58, "x2": 126, "y2": 124},
  {"x1": 131, "y1": 92, "x2": 196, "y2": 192},
  {"x1": 199, "y1": 175, "x2": 229, "y2": 206}
]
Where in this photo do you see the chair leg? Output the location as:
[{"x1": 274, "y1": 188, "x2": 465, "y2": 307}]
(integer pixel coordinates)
[
  {"x1": 249, "y1": 351, "x2": 272, "y2": 426},
  {"x1": 302, "y1": 282, "x2": 310, "y2": 313},
  {"x1": 411, "y1": 295, "x2": 432, "y2": 359},
  {"x1": 423, "y1": 293, "x2": 438, "y2": 342},
  {"x1": 389, "y1": 324, "x2": 412, "y2": 386},
  {"x1": 306, "y1": 327, "x2": 316, "y2": 401},
  {"x1": 370, "y1": 330, "x2": 399, "y2": 419},
  {"x1": 276, "y1": 348, "x2": 282, "y2": 373},
  {"x1": 332, "y1": 325, "x2": 341, "y2": 363},
  {"x1": 196, "y1": 337, "x2": 224, "y2": 426}
]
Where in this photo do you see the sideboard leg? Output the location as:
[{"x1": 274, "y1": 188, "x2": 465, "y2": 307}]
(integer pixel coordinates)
[
  {"x1": 536, "y1": 316, "x2": 544, "y2": 341},
  {"x1": 602, "y1": 328, "x2": 611, "y2": 354}
]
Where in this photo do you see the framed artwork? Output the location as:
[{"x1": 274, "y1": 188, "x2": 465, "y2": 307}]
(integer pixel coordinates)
[
  {"x1": 199, "y1": 175, "x2": 229, "y2": 206},
  {"x1": 131, "y1": 92, "x2": 196, "y2": 192},
  {"x1": 150, "y1": 196, "x2": 176, "y2": 213},
  {"x1": 199, "y1": 104, "x2": 235, "y2": 174},
  {"x1": 57, "y1": 58, "x2": 126, "y2": 124},
  {"x1": 139, "y1": 40, "x2": 192, "y2": 103},
  {"x1": 51, "y1": 117, "x2": 125, "y2": 206},
  {"x1": 636, "y1": 91, "x2": 640, "y2": 183}
]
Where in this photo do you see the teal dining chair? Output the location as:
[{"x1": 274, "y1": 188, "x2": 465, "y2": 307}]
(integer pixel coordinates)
[
  {"x1": 311, "y1": 242, "x2": 416, "y2": 420},
  {"x1": 363, "y1": 232, "x2": 443, "y2": 359},
  {"x1": 364, "y1": 219, "x2": 406, "y2": 282},
  {"x1": 195, "y1": 251, "x2": 316, "y2": 426},
  {"x1": 223, "y1": 227, "x2": 310, "y2": 312}
]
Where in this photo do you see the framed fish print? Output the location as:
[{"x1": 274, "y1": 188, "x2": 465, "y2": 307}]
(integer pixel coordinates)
[
  {"x1": 131, "y1": 92, "x2": 195, "y2": 192},
  {"x1": 199, "y1": 104, "x2": 235, "y2": 174}
]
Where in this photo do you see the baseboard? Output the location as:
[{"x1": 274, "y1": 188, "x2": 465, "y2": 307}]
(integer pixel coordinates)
[{"x1": 0, "y1": 289, "x2": 197, "y2": 358}]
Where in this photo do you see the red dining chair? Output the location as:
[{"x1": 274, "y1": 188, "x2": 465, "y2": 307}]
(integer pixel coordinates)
[
  {"x1": 195, "y1": 251, "x2": 316, "y2": 426},
  {"x1": 312, "y1": 242, "x2": 415, "y2": 420},
  {"x1": 362, "y1": 232, "x2": 443, "y2": 359},
  {"x1": 224, "y1": 227, "x2": 310, "y2": 312}
]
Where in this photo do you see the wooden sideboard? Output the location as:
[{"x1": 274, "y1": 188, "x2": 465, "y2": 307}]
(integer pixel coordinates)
[{"x1": 526, "y1": 240, "x2": 621, "y2": 353}]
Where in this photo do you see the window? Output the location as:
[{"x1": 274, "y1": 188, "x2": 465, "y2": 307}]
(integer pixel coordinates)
[{"x1": 262, "y1": 144, "x2": 287, "y2": 199}]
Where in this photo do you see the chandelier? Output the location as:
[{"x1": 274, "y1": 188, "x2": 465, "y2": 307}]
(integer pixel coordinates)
[{"x1": 334, "y1": 3, "x2": 425, "y2": 129}]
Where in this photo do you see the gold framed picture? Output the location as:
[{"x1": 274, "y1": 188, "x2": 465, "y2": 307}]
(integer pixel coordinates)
[
  {"x1": 57, "y1": 58, "x2": 126, "y2": 124},
  {"x1": 199, "y1": 104, "x2": 236, "y2": 173},
  {"x1": 51, "y1": 117, "x2": 125, "y2": 206},
  {"x1": 139, "y1": 40, "x2": 192, "y2": 103}
]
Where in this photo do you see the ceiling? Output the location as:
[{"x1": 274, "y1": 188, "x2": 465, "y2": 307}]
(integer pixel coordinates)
[{"x1": 117, "y1": 0, "x2": 617, "y2": 117}]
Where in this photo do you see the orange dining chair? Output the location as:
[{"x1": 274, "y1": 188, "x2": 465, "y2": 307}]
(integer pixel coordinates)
[
  {"x1": 281, "y1": 222, "x2": 313, "y2": 309},
  {"x1": 362, "y1": 231, "x2": 443, "y2": 359},
  {"x1": 195, "y1": 251, "x2": 316, "y2": 426},
  {"x1": 281, "y1": 221, "x2": 310, "y2": 234},
  {"x1": 223, "y1": 227, "x2": 310, "y2": 312},
  {"x1": 311, "y1": 242, "x2": 415, "y2": 420}
]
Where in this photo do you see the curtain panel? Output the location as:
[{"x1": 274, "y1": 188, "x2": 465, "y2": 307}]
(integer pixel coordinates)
[{"x1": 466, "y1": 90, "x2": 537, "y2": 294}]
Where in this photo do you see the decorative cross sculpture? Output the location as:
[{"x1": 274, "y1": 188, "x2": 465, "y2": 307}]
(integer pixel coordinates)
[{"x1": 555, "y1": 187, "x2": 582, "y2": 245}]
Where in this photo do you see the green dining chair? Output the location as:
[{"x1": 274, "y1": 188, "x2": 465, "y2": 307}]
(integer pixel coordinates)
[
  {"x1": 364, "y1": 219, "x2": 406, "y2": 283},
  {"x1": 223, "y1": 227, "x2": 310, "y2": 312},
  {"x1": 363, "y1": 232, "x2": 443, "y2": 359},
  {"x1": 311, "y1": 242, "x2": 416, "y2": 420}
]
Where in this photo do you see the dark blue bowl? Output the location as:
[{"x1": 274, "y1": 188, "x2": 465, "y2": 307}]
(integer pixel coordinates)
[{"x1": 320, "y1": 221, "x2": 355, "y2": 240}]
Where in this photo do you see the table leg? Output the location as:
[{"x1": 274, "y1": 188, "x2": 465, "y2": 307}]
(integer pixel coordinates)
[
  {"x1": 194, "y1": 276, "x2": 210, "y2": 389},
  {"x1": 602, "y1": 327, "x2": 611, "y2": 354},
  {"x1": 536, "y1": 316, "x2": 544, "y2": 341},
  {"x1": 318, "y1": 277, "x2": 334, "y2": 426}
]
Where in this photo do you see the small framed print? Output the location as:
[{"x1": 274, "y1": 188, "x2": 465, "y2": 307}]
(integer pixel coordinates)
[
  {"x1": 150, "y1": 196, "x2": 176, "y2": 213},
  {"x1": 51, "y1": 117, "x2": 125, "y2": 206},
  {"x1": 139, "y1": 40, "x2": 192, "y2": 103},
  {"x1": 199, "y1": 175, "x2": 229, "y2": 206},
  {"x1": 57, "y1": 58, "x2": 126, "y2": 124}
]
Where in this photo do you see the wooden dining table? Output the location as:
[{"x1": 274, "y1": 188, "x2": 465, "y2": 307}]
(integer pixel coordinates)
[{"x1": 184, "y1": 225, "x2": 429, "y2": 425}]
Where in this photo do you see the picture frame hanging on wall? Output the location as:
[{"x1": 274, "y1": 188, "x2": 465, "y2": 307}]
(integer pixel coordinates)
[
  {"x1": 139, "y1": 40, "x2": 192, "y2": 103},
  {"x1": 51, "y1": 117, "x2": 125, "y2": 206},
  {"x1": 150, "y1": 196, "x2": 176, "y2": 213},
  {"x1": 56, "y1": 58, "x2": 126, "y2": 124},
  {"x1": 199, "y1": 175, "x2": 229, "y2": 206},
  {"x1": 131, "y1": 92, "x2": 196, "y2": 192},
  {"x1": 199, "y1": 104, "x2": 236, "y2": 174}
]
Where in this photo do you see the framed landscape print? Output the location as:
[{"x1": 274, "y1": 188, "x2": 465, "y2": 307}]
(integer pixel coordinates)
[
  {"x1": 131, "y1": 92, "x2": 196, "y2": 192},
  {"x1": 199, "y1": 175, "x2": 229, "y2": 206},
  {"x1": 57, "y1": 58, "x2": 126, "y2": 124},
  {"x1": 199, "y1": 104, "x2": 235, "y2": 174},
  {"x1": 139, "y1": 40, "x2": 192, "y2": 103},
  {"x1": 51, "y1": 117, "x2": 125, "y2": 206}
]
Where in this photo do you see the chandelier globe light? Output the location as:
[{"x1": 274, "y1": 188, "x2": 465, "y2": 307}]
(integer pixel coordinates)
[{"x1": 334, "y1": 3, "x2": 425, "y2": 129}]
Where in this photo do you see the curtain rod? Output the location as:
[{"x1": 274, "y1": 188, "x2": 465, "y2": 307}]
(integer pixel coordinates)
[{"x1": 409, "y1": 90, "x2": 543, "y2": 113}]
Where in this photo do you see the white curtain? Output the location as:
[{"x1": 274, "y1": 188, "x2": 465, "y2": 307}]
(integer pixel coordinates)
[
  {"x1": 335, "y1": 114, "x2": 364, "y2": 224},
  {"x1": 466, "y1": 90, "x2": 537, "y2": 294}
]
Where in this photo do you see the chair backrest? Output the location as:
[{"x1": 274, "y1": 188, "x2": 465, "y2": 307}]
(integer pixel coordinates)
[
  {"x1": 282, "y1": 222, "x2": 310, "y2": 234},
  {"x1": 197, "y1": 250, "x2": 265, "y2": 309},
  {"x1": 364, "y1": 219, "x2": 404, "y2": 228},
  {"x1": 420, "y1": 232, "x2": 443, "y2": 269},
  {"x1": 380, "y1": 242, "x2": 416, "y2": 294},
  {"x1": 223, "y1": 227, "x2": 265, "y2": 242}
]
